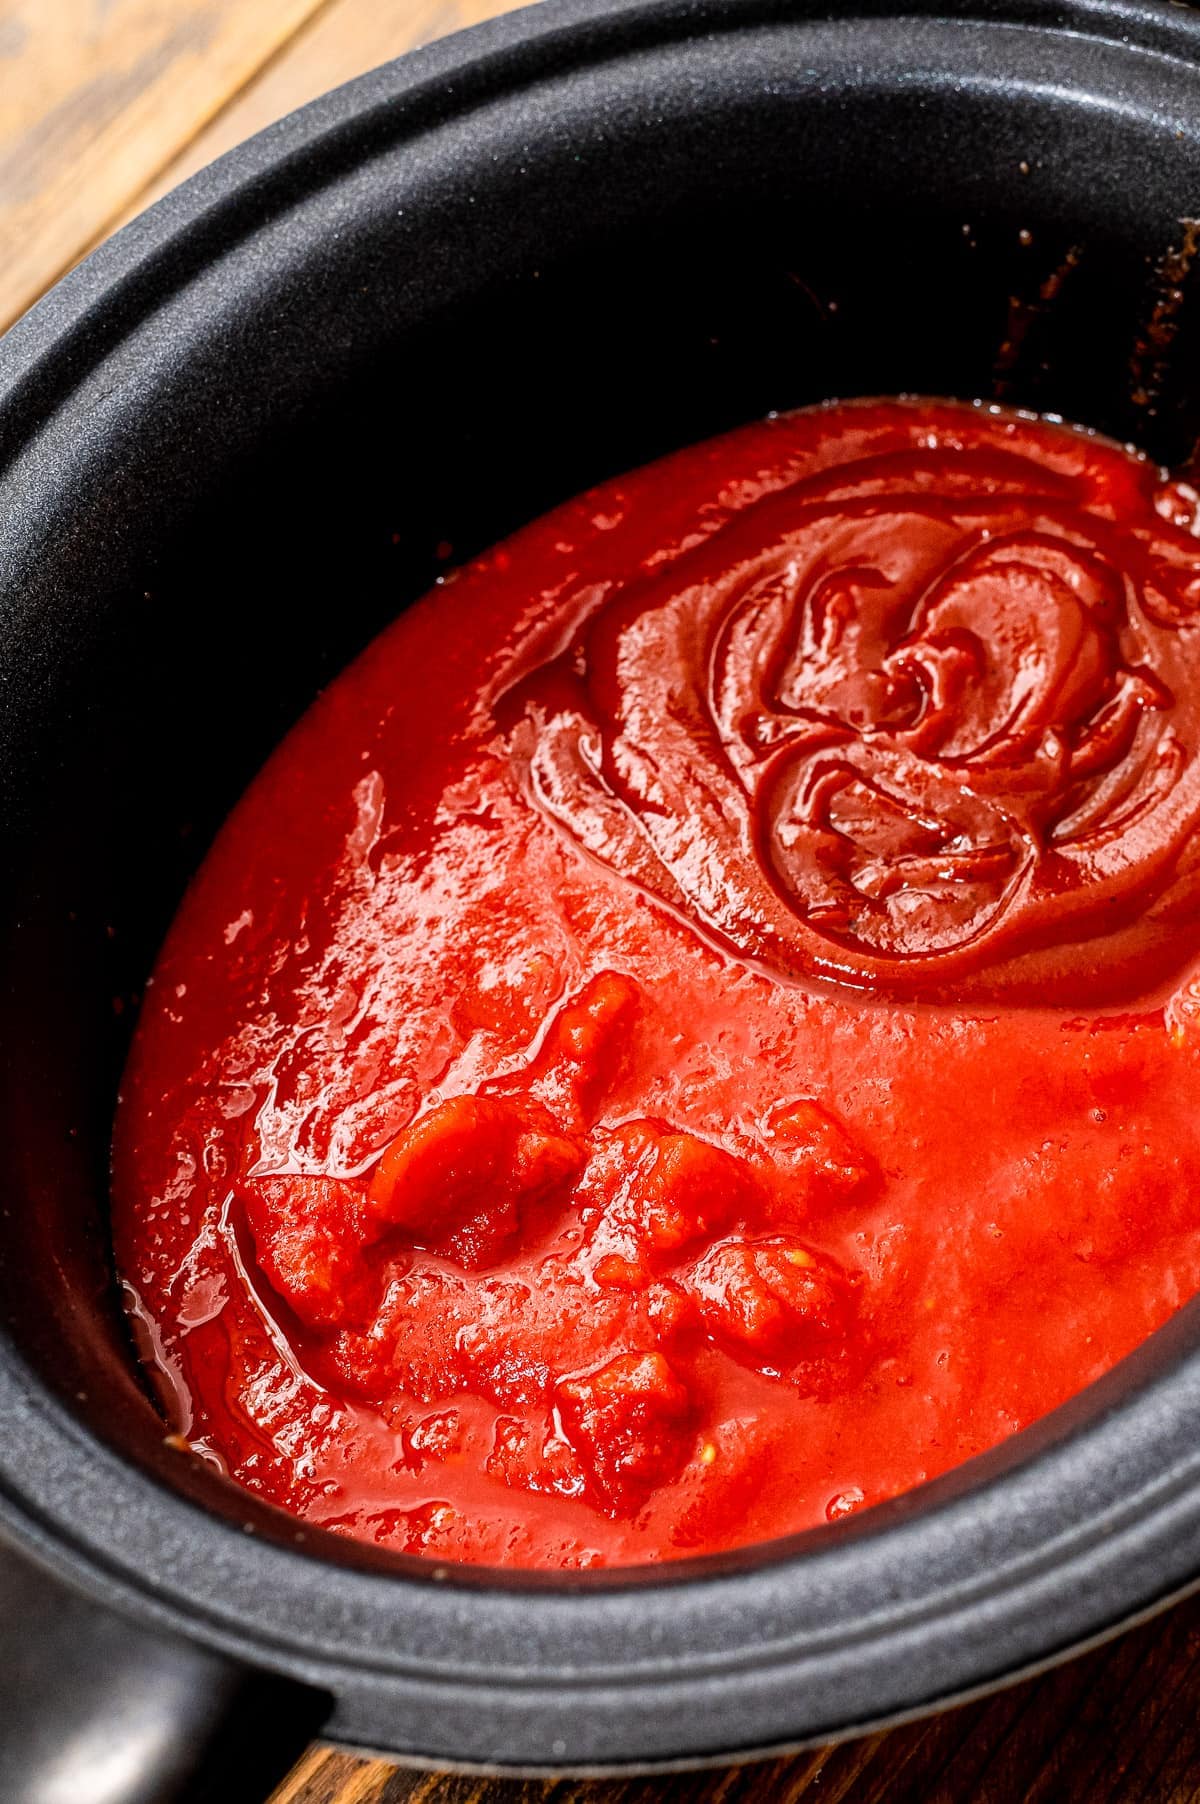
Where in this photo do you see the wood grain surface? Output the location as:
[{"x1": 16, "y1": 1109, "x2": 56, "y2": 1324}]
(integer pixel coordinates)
[
  {"x1": 0, "y1": 0, "x2": 333, "y2": 330},
  {"x1": 6, "y1": 3, "x2": 1200, "y2": 1799},
  {"x1": 0, "y1": 0, "x2": 522, "y2": 332}
]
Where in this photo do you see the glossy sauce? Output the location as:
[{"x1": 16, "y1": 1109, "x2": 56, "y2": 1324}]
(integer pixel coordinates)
[{"x1": 112, "y1": 399, "x2": 1200, "y2": 1568}]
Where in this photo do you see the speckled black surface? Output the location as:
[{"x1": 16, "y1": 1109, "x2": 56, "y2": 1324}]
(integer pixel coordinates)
[{"x1": 5, "y1": 0, "x2": 1200, "y2": 1778}]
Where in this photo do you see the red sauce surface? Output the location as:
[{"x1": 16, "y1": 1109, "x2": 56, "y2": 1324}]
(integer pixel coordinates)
[{"x1": 112, "y1": 399, "x2": 1200, "y2": 1569}]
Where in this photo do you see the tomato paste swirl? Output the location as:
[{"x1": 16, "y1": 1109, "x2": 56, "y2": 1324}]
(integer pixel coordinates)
[{"x1": 514, "y1": 404, "x2": 1200, "y2": 1003}]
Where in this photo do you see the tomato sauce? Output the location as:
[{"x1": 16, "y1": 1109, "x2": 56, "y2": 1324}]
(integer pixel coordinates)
[{"x1": 112, "y1": 399, "x2": 1200, "y2": 1569}]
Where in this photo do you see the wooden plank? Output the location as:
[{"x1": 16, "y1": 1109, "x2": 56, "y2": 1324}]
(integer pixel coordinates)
[
  {"x1": 108, "y1": 0, "x2": 528, "y2": 233},
  {"x1": 0, "y1": 0, "x2": 335, "y2": 332}
]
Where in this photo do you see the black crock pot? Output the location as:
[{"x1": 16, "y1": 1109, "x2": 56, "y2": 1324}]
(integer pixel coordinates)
[{"x1": 7, "y1": 1, "x2": 1200, "y2": 1797}]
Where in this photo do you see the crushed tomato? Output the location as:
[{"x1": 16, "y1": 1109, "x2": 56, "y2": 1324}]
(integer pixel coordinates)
[{"x1": 112, "y1": 399, "x2": 1200, "y2": 1568}]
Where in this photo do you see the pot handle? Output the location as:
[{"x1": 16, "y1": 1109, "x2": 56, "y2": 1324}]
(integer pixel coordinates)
[{"x1": 0, "y1": 1536, "x2": 330, "y2": 1804}]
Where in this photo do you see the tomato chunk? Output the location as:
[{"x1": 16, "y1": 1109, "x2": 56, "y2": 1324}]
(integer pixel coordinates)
[
  {"x1": 764, "y1": 1098, "x2": 875, "y2": 1216},
  {"x1": 629, "y1": 1129, "x2": 755, "y2": 1255},
  {"x1": 486, "y1": 1413, "x2": 586, "y2": 1498},
  {"x1": 368, "y1": 1093, "x2": 583, "y2": 1268},
  {"x1": 556, "y1": 1350, "x2": 692, "y2": 1512},
  {"x1": 524, "y1": 970, "x2": 641, "y2": 1128},
  {"x1": 241, "y1": 1175, "x2": 375, "y2": 1330},
  {"x1": 586, "y1": 1121, "x2": 757, "y2": 1284},
  {"x1": 686, "y1": 1238, "x2": 851, "y2": 1364}
]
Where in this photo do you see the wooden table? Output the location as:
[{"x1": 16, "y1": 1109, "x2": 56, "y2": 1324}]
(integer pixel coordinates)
[{"x1": 5, "y1": 4, "x2": 1200, "y2": 1799}]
